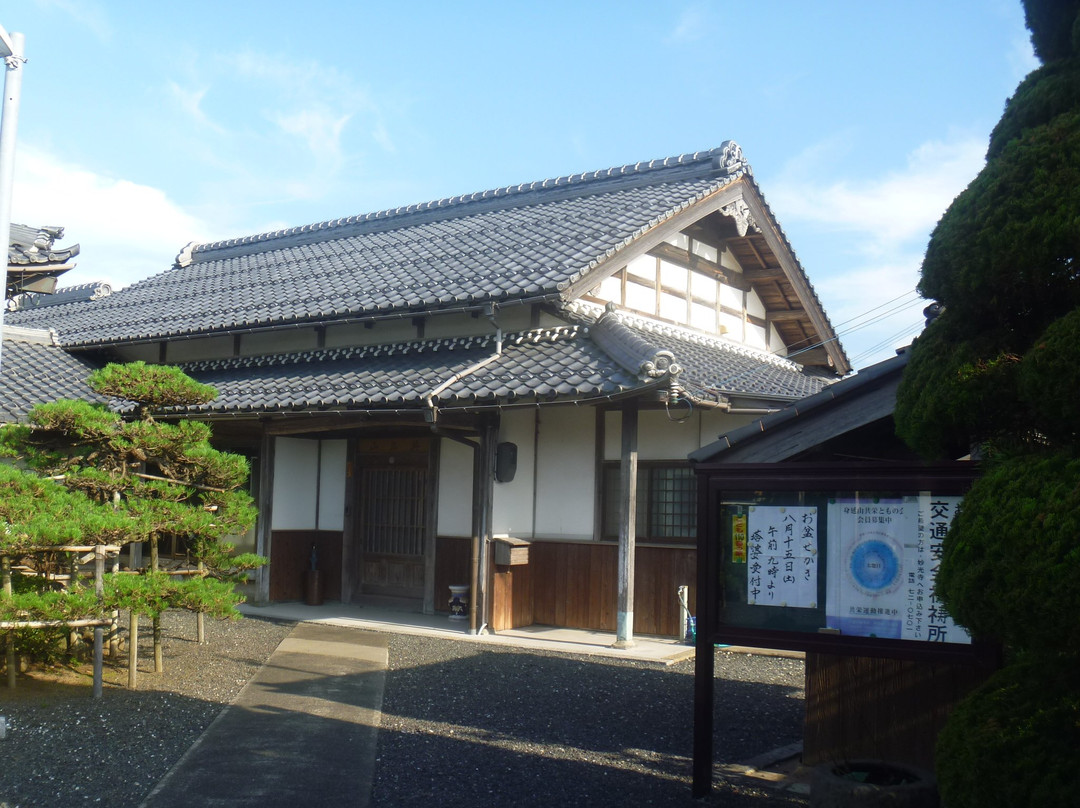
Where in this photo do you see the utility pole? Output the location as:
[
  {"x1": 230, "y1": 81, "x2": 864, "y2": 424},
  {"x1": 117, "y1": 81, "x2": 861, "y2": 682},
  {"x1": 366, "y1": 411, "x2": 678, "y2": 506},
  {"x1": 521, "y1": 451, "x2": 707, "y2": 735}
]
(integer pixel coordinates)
[{"x1": 0, "y1": 24, "x2": 26, "y2": 373}]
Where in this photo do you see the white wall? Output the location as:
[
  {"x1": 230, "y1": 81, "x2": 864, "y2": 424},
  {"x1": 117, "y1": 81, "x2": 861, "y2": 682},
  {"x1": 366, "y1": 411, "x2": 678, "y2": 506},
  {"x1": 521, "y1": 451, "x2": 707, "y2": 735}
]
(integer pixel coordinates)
[
  {"x1": 437, "y1": 437, "x2": 474, "y2": 537},
  {"x1": 492, "y1": 409, "x2": 537, "y2": 538},
  {"x1": 318, "y1": 439, "x2": 347, "y2": 530},
  {"x1": 605, "y1": 407, "x2": 764, "y2": 460},
  {"x1": 534, "y1": 406, "x2": 595, "y2": 539},
  {"x1": 271, "y1": 437, "x2": 346, "y2": 530},
  {"x1": 272, "y1": 437, "x2": 319, "y2": 529}
]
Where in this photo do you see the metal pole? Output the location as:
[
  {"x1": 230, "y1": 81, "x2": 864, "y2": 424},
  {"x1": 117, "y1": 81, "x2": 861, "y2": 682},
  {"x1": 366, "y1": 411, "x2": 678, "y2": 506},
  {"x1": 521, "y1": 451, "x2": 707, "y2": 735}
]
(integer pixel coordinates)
[{"x1": 0, "y1": 28, "x2": 26, "y2": 371}]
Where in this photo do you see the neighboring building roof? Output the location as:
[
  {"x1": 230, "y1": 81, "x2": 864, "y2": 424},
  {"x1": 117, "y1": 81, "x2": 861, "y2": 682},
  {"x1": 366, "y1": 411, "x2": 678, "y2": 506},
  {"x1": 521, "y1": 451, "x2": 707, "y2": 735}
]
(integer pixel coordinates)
[
  {"x1": 0, "y1": 326, "x2": 106, "y2": 423},
  {"x1": 6, "y1": 224, "x2": 80, "y2": 298},
  {"x1": 7, "y1": 143, "x2": 848, "y2": 373},
  {"x1": 8, "y1": 281, "x2": 113, "y2": 312},
  {"x1": 689, "y1": 349, "x2": 912, "y2": 464}
]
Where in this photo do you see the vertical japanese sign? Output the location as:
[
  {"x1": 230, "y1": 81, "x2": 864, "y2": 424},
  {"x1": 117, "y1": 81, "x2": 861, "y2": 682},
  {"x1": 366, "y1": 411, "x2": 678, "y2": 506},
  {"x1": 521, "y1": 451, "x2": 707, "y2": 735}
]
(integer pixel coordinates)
[
  {"x1": 746, "y1": 506, "x2": 817, "y2": 608},
  {"x1": 731, "y1": 513, "x2": 747, "y2": 563},
  {"x1": 825, "y1": 495, "x2": 971, "y2": 644}
]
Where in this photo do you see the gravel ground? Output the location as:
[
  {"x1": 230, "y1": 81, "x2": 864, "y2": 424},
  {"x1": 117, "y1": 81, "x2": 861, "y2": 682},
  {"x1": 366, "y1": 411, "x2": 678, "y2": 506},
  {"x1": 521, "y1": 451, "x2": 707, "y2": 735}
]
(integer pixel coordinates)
[
  {"x1": 0, "y1": 613, "x2": 808, "y2": 807},
  {"x1": 373, "y1": 634, "x2": 808, "y2": 807},
  {"x1": 0, "y1": 612, "x2": 296, "y2": 808}
]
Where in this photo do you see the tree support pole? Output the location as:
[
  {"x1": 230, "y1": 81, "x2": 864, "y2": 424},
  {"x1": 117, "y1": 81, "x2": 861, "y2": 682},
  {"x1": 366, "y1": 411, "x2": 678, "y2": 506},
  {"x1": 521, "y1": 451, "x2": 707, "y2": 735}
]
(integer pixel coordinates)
[{"x1": 3, "y1": 556, "x2": 15, "y2": 689}]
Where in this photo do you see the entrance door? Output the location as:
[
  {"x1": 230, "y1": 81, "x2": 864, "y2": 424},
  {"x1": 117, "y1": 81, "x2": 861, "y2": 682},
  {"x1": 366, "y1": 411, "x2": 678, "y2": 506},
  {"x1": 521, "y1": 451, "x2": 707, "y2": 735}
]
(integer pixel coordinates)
[{"x1": 355, "y1": 438, "x2": 432, "y2": 602}]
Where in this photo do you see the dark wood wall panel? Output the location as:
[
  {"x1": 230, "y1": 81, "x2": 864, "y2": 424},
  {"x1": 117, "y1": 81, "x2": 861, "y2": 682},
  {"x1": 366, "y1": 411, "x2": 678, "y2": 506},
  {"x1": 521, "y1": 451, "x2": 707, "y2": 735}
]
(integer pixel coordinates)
[
  {"x1": 635, "y1": 546, "x2": 696, "y2": 637},
  {"x1": 269, "y1": 530, "x2": 343, "y2": 602},
  {"x1": 803, "y1": 652, "x2": 996, "y2": 770},
  {"x1": 434, "y1": 536, "x2": 471, "y2": 613},
  {"x1": 525, "y1": 541, "x2": 695, "y2": 636}
]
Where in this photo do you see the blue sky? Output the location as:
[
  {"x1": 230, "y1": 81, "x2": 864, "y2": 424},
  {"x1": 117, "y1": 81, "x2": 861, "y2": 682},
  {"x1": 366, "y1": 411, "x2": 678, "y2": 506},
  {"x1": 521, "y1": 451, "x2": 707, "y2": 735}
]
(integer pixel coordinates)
[{"x1": 4, "y1": 1, "x2": 1036, "y2": 368}]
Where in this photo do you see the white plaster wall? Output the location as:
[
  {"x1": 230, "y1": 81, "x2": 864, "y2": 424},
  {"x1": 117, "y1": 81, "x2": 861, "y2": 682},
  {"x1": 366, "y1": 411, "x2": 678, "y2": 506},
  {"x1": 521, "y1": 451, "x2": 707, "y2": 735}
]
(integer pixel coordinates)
[
  {"x1": 770, "y1": 322, "x2": 786, "y2": 355},
  {"x1": 165, "y1": 335, "x2": 234, "y2": 363},
  {"x1": 637, "y1": 410, "x2": 703, "y2": 459},
  {"x1": 492, "y1": 409, "x2": 537, "y2": 538},
  {"x1": 324, "y1": 319, "x2": 417, "y2": 348},
  {"x1": 425, "y1": 313, "x2": 493, "y2": 339},
  {"x1": 241, "y1": 329, "x2": 319, "y2": 357},
  {"x1": 534, "y1": 407, "x2": 595, "y2": 539},
  {"x1": 437, "y1": 437, "x2": 474, "y2": 537},
  {"x1": 747, "y1": 322, "x2": 769, "y2": 350},
  {"x1": 605, "y1": 408, "x2": 768, "y2": 459},
  {"x1": 317, "y1": 439, "x2": 347, "y2": 531},
  {"x1": 272, "y1": 437, "x2": 319, "y2": 530}
]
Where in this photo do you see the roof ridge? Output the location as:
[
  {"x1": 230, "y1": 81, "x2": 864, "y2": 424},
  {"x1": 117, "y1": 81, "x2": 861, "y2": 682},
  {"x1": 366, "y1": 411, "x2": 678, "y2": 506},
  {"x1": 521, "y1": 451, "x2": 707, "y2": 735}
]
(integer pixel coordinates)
[
  {"x1": 179, "y1": 325, "x2": 586, "y2": 373},
  {"x1": 179, "y1": 142, "x2": 749, "y2": 265}
]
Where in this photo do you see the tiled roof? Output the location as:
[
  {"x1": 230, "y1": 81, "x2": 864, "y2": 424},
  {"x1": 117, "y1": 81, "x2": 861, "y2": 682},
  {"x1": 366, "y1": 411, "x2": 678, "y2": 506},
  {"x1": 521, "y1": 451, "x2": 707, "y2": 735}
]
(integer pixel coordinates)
[
  {"x1": 689, "y1": 349, "x2": 911, "y2": 463},
  {"x1": 9, "y1": 145, "x2": 763, "y2": 347},
  {"x1": 576, "y1": 307, "x2": 836, "y2": 402},
  {"x1": 161, "y1": 308, "x2": 833, "y2": 416},
  {"x1": 0, "y1": 327, "x2": 106, "y2": 423},
  {"x1": 173, "y1": 325, "x2": 645, "y2": 414}
]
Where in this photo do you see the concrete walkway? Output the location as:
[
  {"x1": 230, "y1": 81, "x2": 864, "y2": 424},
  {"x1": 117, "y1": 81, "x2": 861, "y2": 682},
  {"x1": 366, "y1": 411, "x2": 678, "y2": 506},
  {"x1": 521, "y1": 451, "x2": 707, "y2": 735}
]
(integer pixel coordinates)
[
  {"x1": 140, "y1": 623, "x2": 388, "y2": 808},
  {"x1": 239, "y1": 601, "x2": 699, "y2": 664}
]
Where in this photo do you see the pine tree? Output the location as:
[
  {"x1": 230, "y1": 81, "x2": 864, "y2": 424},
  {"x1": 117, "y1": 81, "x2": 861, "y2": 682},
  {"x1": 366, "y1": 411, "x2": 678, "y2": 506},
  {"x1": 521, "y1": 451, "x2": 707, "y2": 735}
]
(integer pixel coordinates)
[
  {"x1": 894, "y1": 2, "x2": 1080, "y2": 804},
  {"x1": 1, "y1": 362, "x2": 263, "y2": 685}
]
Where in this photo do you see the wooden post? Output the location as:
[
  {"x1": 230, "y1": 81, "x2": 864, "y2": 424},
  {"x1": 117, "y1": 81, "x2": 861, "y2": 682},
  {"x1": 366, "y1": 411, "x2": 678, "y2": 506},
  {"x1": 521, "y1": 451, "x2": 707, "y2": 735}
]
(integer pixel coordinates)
[
  {"x1": 2, "y1": 555, "x2": 15, "y2": 689},
  {"x1": 150, "y1": 536, "x2": 163, "y2": 673},
  {"x1": 196, "y1": 562, "x2": 206, "y2": 645},
  {"x1": 614, "y1": 400, "x2": 638, "y2": 649},
  {"x1": 254, "y1": 433, "x2": 275, "y2": 605},
  {"x1": 128, "y1": 610, "x2": 139, "y2": 690},
  {"x1": 93, "y1": 547, "x2": 104, "y2": 699}
]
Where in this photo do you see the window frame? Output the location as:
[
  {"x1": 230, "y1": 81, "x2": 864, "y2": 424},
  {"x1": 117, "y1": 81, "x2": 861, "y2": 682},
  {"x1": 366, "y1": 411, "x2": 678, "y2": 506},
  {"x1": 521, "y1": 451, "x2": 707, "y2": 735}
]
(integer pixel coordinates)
[{"x1": 600, "y1": 460, "x2": 697, "y2": 545}]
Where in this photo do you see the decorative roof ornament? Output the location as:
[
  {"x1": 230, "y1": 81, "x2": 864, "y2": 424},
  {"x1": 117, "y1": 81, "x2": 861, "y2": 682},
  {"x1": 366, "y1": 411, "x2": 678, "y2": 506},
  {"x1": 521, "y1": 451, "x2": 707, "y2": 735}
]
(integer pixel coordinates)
[
  {"x1": 714, "y1": 141, "x2": 749, "y2": 174},
  {"x1": 720, "y1": 198, "x2": 759, "y2": 237}
]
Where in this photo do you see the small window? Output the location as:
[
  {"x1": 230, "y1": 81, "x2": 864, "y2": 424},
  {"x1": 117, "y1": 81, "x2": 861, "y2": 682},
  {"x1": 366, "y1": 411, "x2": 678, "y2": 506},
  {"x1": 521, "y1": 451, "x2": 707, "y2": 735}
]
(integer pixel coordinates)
[{"x1": 602, "y1": 463, "x2": 696, "y2": 543}]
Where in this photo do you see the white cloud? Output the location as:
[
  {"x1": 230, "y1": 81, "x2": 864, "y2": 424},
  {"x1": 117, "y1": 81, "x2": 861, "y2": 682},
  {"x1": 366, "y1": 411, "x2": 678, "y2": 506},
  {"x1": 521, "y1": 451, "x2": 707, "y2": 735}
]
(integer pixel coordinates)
[
  {"x1": 11, "y1": 146, "x2": 218, "y2": 289},
  {"x1": 768, "y1": 134, "x2": 988, "y2": 368},
  {"x1": 271, "y1": 108, "x2": 353, "y2": 169},
  {"x1": 665, "y1": 3, "x2": 711, "y2": 44},
  {"x1": 167, "y1": 81, "x2": 226, "y2": 134},
  {"x1": 35, "y1": 0, "x2": 111, "y2": 42},
  {"x1": 771, "y1": 135, "x2": 987, "y2": 258}
]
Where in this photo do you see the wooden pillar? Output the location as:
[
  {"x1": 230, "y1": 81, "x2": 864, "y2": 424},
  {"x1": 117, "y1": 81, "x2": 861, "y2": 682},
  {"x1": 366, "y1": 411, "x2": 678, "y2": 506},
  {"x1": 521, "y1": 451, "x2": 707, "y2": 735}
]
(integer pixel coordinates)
[
  {"x1": 422, "y1": 438, "x2": 440, "y2": 615},
  {"x1": 254, "y1": 431, "x2": 275, "y2": 605},
  {"x1": 470, "y1": 420, "x2": 497, "y2": 635},
  {"x1": 341, "y1": 436, "x2": 358, "y2": 603},
  {"x1": 614, "y1": 400, "x2": 638, "y2": 648}
]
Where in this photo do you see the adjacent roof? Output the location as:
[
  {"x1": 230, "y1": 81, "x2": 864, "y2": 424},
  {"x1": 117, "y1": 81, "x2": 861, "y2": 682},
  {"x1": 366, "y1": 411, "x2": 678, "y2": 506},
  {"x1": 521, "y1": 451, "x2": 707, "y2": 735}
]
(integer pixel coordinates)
[
  {"x1": 0, "y1": 326, "x2": 106, "y2": 423},
  {"x1": 6, "y1": 224, "x2": 79, "y2": 298},
  {"x1": 689, "y1": 349, "x2": 912, "y2": 464},
  {"x1": 7, "y1": 143, "x2": 848, "y2": 373}
]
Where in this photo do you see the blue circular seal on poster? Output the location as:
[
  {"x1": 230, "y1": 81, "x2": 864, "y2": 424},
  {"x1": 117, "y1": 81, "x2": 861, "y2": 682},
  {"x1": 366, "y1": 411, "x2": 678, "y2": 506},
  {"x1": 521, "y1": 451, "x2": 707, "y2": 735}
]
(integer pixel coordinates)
[{"x1": 848, "y1": 538, "x2": 900, "y2": 593}]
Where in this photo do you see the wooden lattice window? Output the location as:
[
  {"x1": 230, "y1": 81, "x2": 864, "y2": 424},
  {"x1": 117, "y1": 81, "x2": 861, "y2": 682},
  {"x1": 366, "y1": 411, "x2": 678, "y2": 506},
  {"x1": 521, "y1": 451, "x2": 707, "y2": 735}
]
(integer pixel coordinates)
[
  {"x1": 601, "y1": 462, "x2": 697, "y2": 544},
  {"x1": 359, "y1": 467, "x2": 426, "y2": 556}
]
